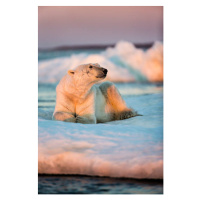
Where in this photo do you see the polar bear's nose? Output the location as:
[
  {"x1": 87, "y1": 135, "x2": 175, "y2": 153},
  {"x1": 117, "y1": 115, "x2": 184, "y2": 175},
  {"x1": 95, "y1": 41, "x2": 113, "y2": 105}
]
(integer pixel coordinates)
[{"x1": 103, "y1": 68, "x2": 108, "y2": 74}]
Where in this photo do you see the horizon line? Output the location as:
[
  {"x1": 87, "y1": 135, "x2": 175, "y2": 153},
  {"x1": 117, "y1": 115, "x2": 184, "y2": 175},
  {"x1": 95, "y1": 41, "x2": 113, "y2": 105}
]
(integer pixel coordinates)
[{"x1": 38, "y1": 42, "x2": 156, "y2": 52}]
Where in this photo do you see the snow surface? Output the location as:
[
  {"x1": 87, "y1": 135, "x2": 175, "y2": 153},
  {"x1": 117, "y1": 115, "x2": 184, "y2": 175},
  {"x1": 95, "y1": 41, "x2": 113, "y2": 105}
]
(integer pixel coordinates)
[{"x1": 38, "y1": 90, "x2": 163, "y2": 179}]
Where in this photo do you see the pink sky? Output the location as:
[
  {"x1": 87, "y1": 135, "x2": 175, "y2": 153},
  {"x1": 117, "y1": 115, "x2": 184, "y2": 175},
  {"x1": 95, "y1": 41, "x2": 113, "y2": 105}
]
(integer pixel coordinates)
[{"x1": 38, "y1": 6, "x2": 163, "y2": 49}]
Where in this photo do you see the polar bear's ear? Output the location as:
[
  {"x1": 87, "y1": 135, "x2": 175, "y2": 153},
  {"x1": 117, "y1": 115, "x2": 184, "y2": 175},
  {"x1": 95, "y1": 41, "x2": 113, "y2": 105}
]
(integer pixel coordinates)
[{"x1": 68, "y1": 70, "x2": 75, "y2": 76}]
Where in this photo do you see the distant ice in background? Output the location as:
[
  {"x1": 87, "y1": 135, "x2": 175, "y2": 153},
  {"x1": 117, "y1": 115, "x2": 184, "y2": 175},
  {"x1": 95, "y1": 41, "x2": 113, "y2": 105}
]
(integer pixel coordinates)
[{"x1": 38, "y1": 41, "x2": 163, "y2": 83}]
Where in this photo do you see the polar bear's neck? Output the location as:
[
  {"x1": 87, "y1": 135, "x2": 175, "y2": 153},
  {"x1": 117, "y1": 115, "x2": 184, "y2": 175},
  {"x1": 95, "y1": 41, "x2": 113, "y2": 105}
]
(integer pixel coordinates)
[{"x1": 64, "y1": 76, "x2": 94, "y2": 98}]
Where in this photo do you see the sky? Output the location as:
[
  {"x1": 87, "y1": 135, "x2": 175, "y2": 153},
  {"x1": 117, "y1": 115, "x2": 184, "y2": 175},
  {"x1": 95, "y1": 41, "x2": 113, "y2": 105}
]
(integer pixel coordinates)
[{"x1": 38, "y1": 6, "x2": 163, "y2": 49}]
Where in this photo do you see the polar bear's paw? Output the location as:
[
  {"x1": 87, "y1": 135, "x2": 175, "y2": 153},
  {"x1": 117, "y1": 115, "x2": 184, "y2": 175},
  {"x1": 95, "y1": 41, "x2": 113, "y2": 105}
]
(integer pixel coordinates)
[
  {"x1": 75, "y1": 115, "x2": 97, "y2": 124},
  {"x1": 119, "y1": 109, "x2": 140, "y2": 120}
]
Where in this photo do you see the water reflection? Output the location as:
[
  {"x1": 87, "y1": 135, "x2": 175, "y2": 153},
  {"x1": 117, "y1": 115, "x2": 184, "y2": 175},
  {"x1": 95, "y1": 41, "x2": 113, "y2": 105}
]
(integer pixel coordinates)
[{"x1": 38, "y1": 174, "x2": 163, "y2": 194}]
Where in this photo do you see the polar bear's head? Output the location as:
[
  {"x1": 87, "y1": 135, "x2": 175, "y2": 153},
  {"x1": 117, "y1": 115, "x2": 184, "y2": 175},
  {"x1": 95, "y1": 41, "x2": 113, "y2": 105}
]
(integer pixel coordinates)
[{"x1": 68, "y1": 63, "x2": 108, "y2": 85}]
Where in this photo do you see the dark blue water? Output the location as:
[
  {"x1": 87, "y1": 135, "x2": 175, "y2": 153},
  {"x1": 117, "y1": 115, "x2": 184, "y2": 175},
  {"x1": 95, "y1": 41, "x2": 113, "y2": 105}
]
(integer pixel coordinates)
[{"x1": 38, "y1": 175, "x2": 163, "y2": 194}]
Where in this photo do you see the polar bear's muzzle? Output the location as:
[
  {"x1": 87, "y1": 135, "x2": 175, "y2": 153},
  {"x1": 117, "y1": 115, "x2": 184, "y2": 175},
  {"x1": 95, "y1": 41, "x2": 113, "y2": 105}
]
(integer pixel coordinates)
[{"x1": 96, "y1": 68, "x2": 108, "y2": 78}]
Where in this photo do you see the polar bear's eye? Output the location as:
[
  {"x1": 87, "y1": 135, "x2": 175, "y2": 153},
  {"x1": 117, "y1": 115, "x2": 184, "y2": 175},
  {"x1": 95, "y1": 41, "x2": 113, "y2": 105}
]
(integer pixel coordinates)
[{"x1": 89, "y1": 65, "x2": 93, "y2": 69}]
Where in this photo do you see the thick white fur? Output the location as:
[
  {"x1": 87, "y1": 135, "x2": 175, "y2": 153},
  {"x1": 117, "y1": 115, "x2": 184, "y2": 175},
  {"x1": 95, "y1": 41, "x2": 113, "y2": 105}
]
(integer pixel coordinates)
[{"x1": 53, "y1": 63, "x2": 138, "y2": 124}]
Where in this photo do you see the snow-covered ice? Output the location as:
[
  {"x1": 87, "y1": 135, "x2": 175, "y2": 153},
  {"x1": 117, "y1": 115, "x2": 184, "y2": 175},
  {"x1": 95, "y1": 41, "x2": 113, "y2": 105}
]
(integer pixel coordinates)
[
  {"x1": 38, "y1": 40, "x2": 163, "y2": 179},
  {"x1": 38, "y1": 84, "x2": 163, "y2": 179}
]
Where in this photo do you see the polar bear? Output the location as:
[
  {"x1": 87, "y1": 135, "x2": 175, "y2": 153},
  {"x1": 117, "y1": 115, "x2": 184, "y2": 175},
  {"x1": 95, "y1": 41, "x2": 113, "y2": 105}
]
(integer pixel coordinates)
[{"x1": 53, "y1": 63, "x2": 139, "y2": 124}]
